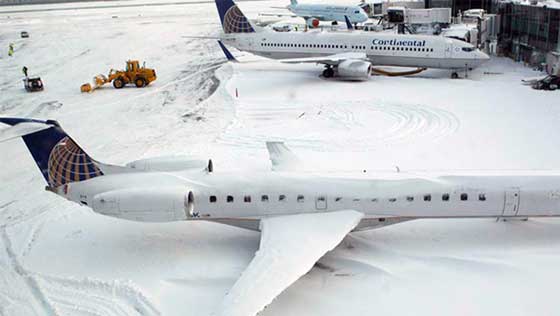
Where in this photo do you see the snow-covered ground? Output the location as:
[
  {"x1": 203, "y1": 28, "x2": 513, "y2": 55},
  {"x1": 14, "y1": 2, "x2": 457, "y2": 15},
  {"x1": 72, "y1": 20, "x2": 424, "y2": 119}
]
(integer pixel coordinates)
[{"x1": 1, "y1": 1, "x2": 560, "y2": 315}]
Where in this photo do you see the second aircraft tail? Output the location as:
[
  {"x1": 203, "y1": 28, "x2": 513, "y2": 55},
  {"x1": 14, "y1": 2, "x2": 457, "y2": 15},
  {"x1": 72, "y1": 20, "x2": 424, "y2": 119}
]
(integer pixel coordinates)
[{"x1": 215, "y1": 0, "x2": 256, "y2": 34}]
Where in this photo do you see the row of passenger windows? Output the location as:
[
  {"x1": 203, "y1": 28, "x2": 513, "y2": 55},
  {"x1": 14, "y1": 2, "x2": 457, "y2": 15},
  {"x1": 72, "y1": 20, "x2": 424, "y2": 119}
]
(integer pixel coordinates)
[
  {"x1": 208, "y1": 193, "x2": 487, "y2": 203},
  {"x1": 260, "y1": 42, "x2": 434, "y2": 53},
  {"x1": 372, "y1": 46, "x2": 434, "y2": 52}
]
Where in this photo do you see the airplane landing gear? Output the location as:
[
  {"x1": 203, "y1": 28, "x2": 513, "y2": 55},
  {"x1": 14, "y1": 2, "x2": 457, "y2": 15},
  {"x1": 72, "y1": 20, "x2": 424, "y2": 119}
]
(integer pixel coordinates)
[
  {"x1": 451, "y1": 72, "x2": 459, "y2": 79},
  {"x1": 323, "y1": 66, "x2": 335, "y2": 78}
]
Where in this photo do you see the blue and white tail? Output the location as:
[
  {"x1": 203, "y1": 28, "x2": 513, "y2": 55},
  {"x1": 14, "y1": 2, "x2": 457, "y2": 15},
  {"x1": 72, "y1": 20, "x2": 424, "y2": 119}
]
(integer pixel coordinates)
[
  {"x1": 290, "y1": 0, "x2": 298, "y2": 5},
  {"x1": 215, "y1": 0, "x2": 255, "y2": 33},
  {"x1": 0, "y1": 118, "x2": 104, "y2": 188}
]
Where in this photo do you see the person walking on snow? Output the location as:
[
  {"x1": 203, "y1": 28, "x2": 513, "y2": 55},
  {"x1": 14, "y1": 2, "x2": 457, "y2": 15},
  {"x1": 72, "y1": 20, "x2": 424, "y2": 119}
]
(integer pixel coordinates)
[
  {"x1": 8, "y1": 43, "x2": 14, "y2": 57},
  {"x1": 22, "y1": 66, "x2": 28, "y2": 77}
]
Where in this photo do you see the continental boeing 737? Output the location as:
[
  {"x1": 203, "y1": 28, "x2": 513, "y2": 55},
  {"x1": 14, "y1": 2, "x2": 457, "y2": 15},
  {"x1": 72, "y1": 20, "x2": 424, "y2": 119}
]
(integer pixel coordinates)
[
  {"x1": 215, "y1": 0, "x2": 490, "y2": 80},
  {"x1": 2, "y1": 117, "x2": 560, "y2": 315},
  {"x1": 261, "y1": 0, "x2": 369, "y2": 27}
]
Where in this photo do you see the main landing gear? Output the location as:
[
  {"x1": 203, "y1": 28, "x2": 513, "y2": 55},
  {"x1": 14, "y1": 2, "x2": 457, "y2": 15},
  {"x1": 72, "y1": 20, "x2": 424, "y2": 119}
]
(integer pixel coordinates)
[
  {"x1": 451, "y1": 72, "x2": 459, "y2": 79},
  {"x1": 322, "y1": 66, "x2": 335, "y2": 78}
]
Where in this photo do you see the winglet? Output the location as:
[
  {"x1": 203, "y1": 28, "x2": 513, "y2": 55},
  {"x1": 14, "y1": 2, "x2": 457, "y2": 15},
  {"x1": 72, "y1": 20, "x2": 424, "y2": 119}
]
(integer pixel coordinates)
[
  {"x1": 265, "y1": 141, "x2": 300, "y2": 171},
  {"x1": 344, "y1": 15, "x2": 353, "y2": 30},
  {"x1": 218, "y1": 40, "x2": 238, "y2": 63}
]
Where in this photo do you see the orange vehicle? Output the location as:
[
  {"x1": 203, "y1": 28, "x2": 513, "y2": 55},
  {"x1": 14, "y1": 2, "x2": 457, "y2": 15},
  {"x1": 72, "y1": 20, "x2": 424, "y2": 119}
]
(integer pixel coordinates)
[{"x1": 81, "y1": 60, "x2": 156, "y2": 93}]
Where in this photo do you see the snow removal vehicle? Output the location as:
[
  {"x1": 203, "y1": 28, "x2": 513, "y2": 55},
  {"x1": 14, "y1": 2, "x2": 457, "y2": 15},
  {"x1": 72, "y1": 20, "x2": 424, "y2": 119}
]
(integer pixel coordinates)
[
  {"x1": 23, "y1": 77, "x2": 44, "y2": 92},
  {"x1": 81, "y1": 60, "x2": 157, "y2": 93}
]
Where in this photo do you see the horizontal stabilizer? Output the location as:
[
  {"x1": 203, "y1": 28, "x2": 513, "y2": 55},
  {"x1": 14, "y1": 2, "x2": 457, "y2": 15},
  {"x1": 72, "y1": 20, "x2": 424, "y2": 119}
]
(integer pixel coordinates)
[
  {"x1": 218, "y1": 210, "x2": 364, "y2": 316},
  {"x1": 0, "y1": 120, "x2": 52, "y2": 143},
  {"x1": 266, "y1": 141, "x2": 300, "y2": 171}
]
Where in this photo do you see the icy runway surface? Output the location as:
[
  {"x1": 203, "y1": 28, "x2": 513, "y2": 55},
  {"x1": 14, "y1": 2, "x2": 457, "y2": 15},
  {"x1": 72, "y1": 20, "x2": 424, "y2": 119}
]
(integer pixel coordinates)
[{"x1": 1, "y1": 0, "x2": 560, "y2": 315}]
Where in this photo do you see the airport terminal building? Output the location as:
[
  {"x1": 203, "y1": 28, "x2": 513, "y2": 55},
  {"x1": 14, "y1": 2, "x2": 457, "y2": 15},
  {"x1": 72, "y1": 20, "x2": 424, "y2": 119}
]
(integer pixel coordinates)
[{"x1": 496, "y1": 1, "x2": 560, "y2": 74}]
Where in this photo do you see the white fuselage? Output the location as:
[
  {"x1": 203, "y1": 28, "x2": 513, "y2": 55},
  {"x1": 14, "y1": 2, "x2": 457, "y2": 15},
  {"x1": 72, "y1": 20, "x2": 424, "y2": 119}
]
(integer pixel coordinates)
[
  {"x1": 222, "y1": 30, "x2": 490, "y2": 70},
  {"x1": 58, "y1": 168, "x2": 560, "y2": 230},
  {"x1": 288, "y1": 4, "x2": 369, "y2": 23}
]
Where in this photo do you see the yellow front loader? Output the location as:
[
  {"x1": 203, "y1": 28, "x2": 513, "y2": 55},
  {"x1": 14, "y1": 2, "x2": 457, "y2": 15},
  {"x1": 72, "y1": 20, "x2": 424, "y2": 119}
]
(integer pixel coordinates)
[{"x1": 81, "y1": 60, "x2": 157, "y2": 93}]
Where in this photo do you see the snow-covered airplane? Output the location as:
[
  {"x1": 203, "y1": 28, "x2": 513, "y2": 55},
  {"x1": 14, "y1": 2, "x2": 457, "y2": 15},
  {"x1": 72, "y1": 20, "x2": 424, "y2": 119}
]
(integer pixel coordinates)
[
  {"x1": 3, "y1": 117, "x2": 560, "y2": 316},
  {"x1": 215, "y1": 0, "x2": 490, "y2": 79},
  {"x1": 261, "y1": 0, "x2": 369, "y2": 27}
]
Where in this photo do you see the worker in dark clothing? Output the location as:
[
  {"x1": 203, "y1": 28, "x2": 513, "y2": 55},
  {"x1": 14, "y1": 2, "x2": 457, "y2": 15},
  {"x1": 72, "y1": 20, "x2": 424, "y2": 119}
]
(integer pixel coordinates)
[{"x1": 22, "y1": 66, "x2": 28, "y2": 77}]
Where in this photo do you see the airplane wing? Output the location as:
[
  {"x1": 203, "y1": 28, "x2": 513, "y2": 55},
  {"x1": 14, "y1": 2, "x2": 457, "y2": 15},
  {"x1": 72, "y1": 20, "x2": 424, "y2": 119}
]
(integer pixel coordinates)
[
  {"x1": 259, "y1": 12, "x2": 299, "y2": 18},
  {"x1": 266, "y1": 141, "x2": 300, "y2": 171},
  {"x1": 218, "y1": 210, "x2": 364, "y2": 316},
  {"x1": 281, "y1": 52, "x2": 368, "y2": 66}
]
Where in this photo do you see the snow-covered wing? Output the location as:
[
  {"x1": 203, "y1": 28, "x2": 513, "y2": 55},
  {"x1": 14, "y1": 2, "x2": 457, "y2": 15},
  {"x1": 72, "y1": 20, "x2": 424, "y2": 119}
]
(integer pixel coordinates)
[
  {"x1": 266, "y1": 141, "x2": 300, "y2": 171},
  {"x1": 259, "y1": 12, "x2": 299, "y2": 18},
  {"x1": 219, "y1": 210, "x2": 364, "y2": 316},
  {"x1": 281, "y1": 52, "x2": 368, "y2": 66}
]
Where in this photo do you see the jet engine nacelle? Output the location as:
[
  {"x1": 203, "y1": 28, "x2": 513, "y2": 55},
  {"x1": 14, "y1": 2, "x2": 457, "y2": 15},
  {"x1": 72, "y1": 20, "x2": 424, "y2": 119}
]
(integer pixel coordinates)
[
  {"x1": 336, "y1": 59, "x2": 371, "y2": 81},
  {"x1": 126, "y1": 156, "x2": 207, "y2": 172},
  {"x1": 92, "y1": 188, "x2": 187, "y2": 222},
  {"x1": 306, "y1": 18, "x2": 320, "y2": 28}
]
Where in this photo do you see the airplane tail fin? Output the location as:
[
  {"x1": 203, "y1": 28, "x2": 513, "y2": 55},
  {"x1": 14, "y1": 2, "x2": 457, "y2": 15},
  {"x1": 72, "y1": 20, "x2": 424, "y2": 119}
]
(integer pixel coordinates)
[
  {"x1": 0, "y1": 117, "x2": 104, "y2": 188},
  {"x1": 290, "y1": 0, "x2": 298, "y2": 5},
  {"x1": 215, "y1": 0, "x2": 256, "y2": 34},
  {"x1": 344, "y1": 16, "x2": 354, "y2": 30}
]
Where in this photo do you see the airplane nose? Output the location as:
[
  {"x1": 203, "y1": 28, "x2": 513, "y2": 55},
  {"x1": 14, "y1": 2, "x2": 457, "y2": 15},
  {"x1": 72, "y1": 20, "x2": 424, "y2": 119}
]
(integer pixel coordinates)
[{"x1": 479, "y1": 51, "x2": 490, "y2": 61}]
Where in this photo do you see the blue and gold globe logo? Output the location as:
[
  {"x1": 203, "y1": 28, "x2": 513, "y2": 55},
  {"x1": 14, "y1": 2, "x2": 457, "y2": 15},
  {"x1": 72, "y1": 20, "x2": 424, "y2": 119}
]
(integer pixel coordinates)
[
  {"x1": 223, "y1": 5, "x2": 255, "y2": 33},
  {"x1": 47, "y1": 137, "x2": 103, "y2": 187}
]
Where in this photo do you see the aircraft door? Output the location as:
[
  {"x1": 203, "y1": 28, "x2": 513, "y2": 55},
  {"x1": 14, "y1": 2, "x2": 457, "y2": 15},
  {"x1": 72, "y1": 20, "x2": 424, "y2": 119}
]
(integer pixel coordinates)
[
  {"x1": 315, "y1": 195, "x2": 327, "y2": 210},
  {"x1": 502, "y1": 188, "x2": 520, "y2": 217},
  {"x1": 445, "y1": 43, "x2": 452, "y2": 59}
]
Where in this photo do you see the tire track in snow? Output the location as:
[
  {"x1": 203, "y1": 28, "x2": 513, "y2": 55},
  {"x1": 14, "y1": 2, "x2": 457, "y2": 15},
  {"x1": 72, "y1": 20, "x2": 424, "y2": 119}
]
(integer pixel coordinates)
[
  {"x1": 215, "y1": 100, "x2": 460, "y2": 151},
  {"x1": 37, "y1": 274, "x2": 160, "y2": 316},
  {"x1": 0, "y1": 228, "x2": 58, "y2": 316}
]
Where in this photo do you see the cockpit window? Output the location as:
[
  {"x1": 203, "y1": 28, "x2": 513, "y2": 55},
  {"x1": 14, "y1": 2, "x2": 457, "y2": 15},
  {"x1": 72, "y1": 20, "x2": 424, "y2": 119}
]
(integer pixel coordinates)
[
  {"x1": 462, "y1": 47, "x2": 475, "y2": 52},
  {"x1": 354, "y1": 10, "x2": 360, "y2": 13}
]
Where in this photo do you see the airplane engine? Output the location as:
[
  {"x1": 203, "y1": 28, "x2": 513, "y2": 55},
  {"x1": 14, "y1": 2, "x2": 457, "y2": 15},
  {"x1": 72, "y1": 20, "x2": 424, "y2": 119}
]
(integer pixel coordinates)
[
  {"x1": 126, "y1": 156, "x2": 207, "y2": 172},
  {"x1": 92, "y1": 188, "x2": 187, "y2": 222},
  {"x1": 306, "y1": 18, "x2": 320, "y2": 28},
  {"x1": 336, "y1": 60, "x2": 371, "y2": 81}
]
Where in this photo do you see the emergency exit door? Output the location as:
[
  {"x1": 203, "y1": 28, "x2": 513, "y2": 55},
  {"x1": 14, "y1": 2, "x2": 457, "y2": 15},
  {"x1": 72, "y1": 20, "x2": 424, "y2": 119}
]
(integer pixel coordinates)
[
  {"x1": 315, "y1": 196, "x2": 327, "y2": 210},
  {"x1": 502, "y1": 188, "x2": 520, "y2": 217}
]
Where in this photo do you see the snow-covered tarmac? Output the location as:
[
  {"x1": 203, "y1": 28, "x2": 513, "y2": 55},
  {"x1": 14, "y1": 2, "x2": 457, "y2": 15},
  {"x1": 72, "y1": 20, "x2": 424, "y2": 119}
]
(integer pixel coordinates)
[{"x1": 1, "y1": 1, "x2": 560, "y2": 315}]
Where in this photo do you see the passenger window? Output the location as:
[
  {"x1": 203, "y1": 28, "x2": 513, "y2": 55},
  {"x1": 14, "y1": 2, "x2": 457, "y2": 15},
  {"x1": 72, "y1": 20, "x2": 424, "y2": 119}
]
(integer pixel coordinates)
[
  {"x1": 210, "y1": 196, "x2": 217, "y2": 203},
  {"x1": 442, "y1": 193, "x2": 450, "y2": 201},
  {"x1": 297, "y1": 195, "x2": 305, "y2": 203},
  {"x1": 261, "y1": 195, "x2": 269, "y2": 202},
  {"x1": 479, "y1": 193, "x2": 486, "y2": 201},
  {"x1": 279, "y1": 194, "x2": 286, "y2": 202},
  {"x1": 424, "y1": 194, "x2": 431, "y2": 201},
  {"x1": 389, "y1": 198, "x2": 397, "y2": 202},
  {"x1": 406, "y1": 196, "x2": 414, "y2": 202},
  {"x1": 353, "y1": 198, "x2": 360, "y2": 202},
  {"x1": 371, "y1": 198, "x2": 378, "y2": 202},
  {"x1": 227, "y1": 195, "x2": 234, "y2": 203},
  {"x1": 335, "y1": 197, "x2": 342, "y2": 202},
  {"x1": 244, "y1": 195, "x2": 251, "y2": 203},
  {"x1": 461, "y1": 193, "x2": 468, "y2": 201}
]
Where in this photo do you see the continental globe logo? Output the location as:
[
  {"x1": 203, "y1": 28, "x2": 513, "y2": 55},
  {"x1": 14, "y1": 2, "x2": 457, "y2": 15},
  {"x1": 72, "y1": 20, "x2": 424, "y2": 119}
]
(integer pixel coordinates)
[
  {"x1": 223, "y1": 5, "x2": 254, "y2": 33},
  {"x1": 47, "y1": 137, "x2": 103, "y2": 187}
]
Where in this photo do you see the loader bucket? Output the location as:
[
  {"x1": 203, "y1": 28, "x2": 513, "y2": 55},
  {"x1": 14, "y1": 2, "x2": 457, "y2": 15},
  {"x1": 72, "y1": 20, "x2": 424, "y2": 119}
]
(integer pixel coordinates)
[{"x1": 81, "y1": 83, "x2": 92, "y2": 93}]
